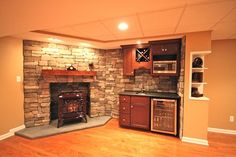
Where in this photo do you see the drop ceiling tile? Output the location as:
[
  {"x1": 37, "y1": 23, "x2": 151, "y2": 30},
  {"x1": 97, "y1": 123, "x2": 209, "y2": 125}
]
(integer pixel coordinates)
[
  {"x1": 45, "y1": 27, "x2": 78, "y2": 36},
  {"x1": 90, "y1": 35, "x2": 117, "y2": 41},
  {"x1": 101, "y1": 15, "x2": 143, "y2": 38},
  {"x1": 142, "y1": 28, "x2": 176, "y2": 37},
  {"x1": 138, "y1": 8, "x2": 184, "y2": 36},
  {"x1": 221, "y1": 8, "x2": 236, "y2": 22},
  {"x1": 71, "y1": 22, "x2": 113, "y2": 37},
  {"x1": 176, "y1": 23, "x2": 212, "y2": 33},
  {"x1": 176, "y1": 1, "x2": 236, "y2": 33},
  {"x1": 186, "y1": 0, "x2": 230, "y2": 5},
  {"x1": 212, "y1": 21, "x2": 236, "y2": 40},
  {"x1": 114, "y1": 32, "x2": 143, "y2": 40},
  {"x1": 45, "y1": 22, "x2": 117, "y2": 41}
]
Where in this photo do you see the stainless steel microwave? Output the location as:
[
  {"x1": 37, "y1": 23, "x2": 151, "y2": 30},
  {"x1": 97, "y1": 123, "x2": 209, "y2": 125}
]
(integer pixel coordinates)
[{"x1": 153, "y1": 60, "x2": 177, "y2": 74}]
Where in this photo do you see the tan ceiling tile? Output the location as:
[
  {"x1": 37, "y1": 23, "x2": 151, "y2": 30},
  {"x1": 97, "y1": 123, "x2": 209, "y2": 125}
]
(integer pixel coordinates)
[
  {"x1": 142, "y1": 28, "x2": 176, "y2": 37},
  {"x1": 138, "y1": 8, "x2": 184, "y2": 36},
  {"x1": 114, "y1": 32, "x2": 143, "y2": 40},
  {"x1": 212, "y1": 21, "x2": 236, "y2": 40},
  {"x1": 176, "y1": 1, "x2": 236, "y2": 33},
  {"x1": 101, "y1": 15, "x2": 143, "y2": 38},
  {"x1": 71, "y1": 22, "x2": 113, "y2": 37},
  {"x1": 45, "y1": 27, "x2": 77, "y2": 36},
  {"x1": 176, "y1": 23, "x2": 212, "y2": 33},
  {"x1": 186, "y1": 0, "x2": 230, "y2": 5},
  {"x1": 221, "y1": 8, "x2": 236, "y2": 22}
]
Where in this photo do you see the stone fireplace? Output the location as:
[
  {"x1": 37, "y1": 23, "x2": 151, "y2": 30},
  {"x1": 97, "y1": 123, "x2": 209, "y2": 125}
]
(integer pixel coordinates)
[
  {"x1": 23, "y1": 40, "x2": 123, "y2": 127},
  {"x1": 23, "y1": 39, "x2": 185, "y2": 138}
]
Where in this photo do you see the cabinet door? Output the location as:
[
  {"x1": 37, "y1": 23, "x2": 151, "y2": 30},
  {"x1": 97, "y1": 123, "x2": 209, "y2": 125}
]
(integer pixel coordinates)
[
  {"x1": 123, "y1": 48, "x2": 134, "y2": 76},
  {"x1": 151, "y1": 43, "x2": 179, "y2": 55},
  {"x1": 151, "y1": 44, "x2": 164, "y2": 56},
  {"x1": 130, "y1": 96, "x2": 150, "y2": 130},
  {"x1": 164, "y1": 42, "x2": 179, "y2": 54}
]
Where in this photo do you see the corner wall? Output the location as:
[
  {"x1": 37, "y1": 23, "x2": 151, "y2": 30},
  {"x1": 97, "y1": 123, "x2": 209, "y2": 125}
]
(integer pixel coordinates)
[
  {"x1": 183, "y1": 31, "x2": 211, "y2": 141},
  {"x1": 0, "y1": 37, "x2": 24, "y2": 135},
  {"x1": 206, "y1": 39, "x2": 236, "y2": 131}
]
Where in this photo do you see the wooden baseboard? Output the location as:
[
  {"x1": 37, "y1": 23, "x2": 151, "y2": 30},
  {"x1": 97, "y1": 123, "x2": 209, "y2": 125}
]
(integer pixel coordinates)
[
  {"x1": 0, "y1": 125, "x2": 25, "y2": 141},
  {"x1": 208, "y1": 127, "x2": 236, "y2": 135},
  {"x1": 181, "y1": 136, "x2": 208, "y2": 146}
]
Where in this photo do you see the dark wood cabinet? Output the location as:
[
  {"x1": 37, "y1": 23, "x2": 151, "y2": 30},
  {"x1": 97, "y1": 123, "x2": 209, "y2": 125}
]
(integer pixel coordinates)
[
  {"x1": 151, "y1": 41, "x2": 180, "y2": 55},
  {"x1": 150, "y1": 39, "x2": 181, "y2": 76},
  {"x1": 119, "y1": 95, "x2": 150, "y2": 130},
  {"x1": 122, "y1": 44, "x2": 152, "y2": 76},
  {"x1": 119, "y1": 95, "x2": 131, "y2": 127},
  {"x1": 123, "y1": 47, "x2": 134, "y2": 76},
  {"x1": 130, "y1": 96, "x2": 150, "y2": 130}
]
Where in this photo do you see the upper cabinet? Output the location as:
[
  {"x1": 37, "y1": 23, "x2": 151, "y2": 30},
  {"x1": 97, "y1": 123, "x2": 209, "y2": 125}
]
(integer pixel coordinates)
[
  {"x1": 121, "y1": 39, "x2": 181, "y2": 76},
  {"x1": 151, "y1": 41, "x2": 180, "y2": 55},
  {"x1": 122, "y1": 44, "x2": 152, "y2": 76},
  {"x1": 123, "y1": 47, "x2": 134, "y2": 76},
  {"x1": 150, "y1": 39, "x2": 181, "y2": 76}
]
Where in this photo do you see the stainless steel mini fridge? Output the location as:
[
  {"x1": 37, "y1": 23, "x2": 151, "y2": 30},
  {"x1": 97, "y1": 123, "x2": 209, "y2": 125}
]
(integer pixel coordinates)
[{"x1": 151, "y1": 99, "x2": 177, "y2": 135}]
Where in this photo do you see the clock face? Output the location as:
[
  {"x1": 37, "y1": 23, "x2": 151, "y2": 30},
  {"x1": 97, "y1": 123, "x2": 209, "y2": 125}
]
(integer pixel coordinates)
[{"x1": 136, "y1": 48, "x2": 150, "y2": 62}]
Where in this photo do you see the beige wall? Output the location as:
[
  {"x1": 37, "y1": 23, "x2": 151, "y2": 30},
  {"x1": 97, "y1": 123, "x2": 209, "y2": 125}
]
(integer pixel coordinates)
[
  {"x1": 205, "y1": 39, "x2": 236, "y2": 130},
  {"x1": 0, "y1": 37, "x2": 24, "y2": 135},
  {"x1": 183, "y1": 31, "x2": 211, "y2": 140}
]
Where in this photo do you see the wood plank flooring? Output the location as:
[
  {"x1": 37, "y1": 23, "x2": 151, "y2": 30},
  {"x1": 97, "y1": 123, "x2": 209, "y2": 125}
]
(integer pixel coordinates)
[{"x1": 0, "y1": 119, "x2": 236, "y2": 157}]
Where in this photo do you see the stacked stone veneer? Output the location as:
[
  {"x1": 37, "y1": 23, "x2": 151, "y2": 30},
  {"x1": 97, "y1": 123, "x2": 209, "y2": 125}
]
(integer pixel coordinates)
[
  {"x1": 23, "y1": 40, "x2": 184, "y2": 129},
  {"x1": 177, "y1": 37, "x2": 186, "y2": 138}
]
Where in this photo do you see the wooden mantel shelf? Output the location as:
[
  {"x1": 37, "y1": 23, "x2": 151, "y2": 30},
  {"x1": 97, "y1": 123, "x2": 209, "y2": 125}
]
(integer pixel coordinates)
[{"x1": 41, "y1": 70, "x2": 96, "y2": 76}]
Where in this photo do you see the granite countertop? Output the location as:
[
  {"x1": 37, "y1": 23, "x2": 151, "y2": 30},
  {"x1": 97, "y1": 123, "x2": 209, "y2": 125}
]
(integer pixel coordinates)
[{"x1": 119, "y1": 91, "x2": 180, "y2": 99}]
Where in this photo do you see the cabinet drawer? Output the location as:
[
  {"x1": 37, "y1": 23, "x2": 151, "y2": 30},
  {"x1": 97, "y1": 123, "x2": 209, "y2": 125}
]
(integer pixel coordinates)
[
  {"x1": 119, "y1": 113, "x2": 130, "y2": 126},
  {"x1": 119, "y1": 95, "x2": 130, "y2": 104},
  {"x1": 120, "y1": 103, "x2": 130, "y2": 114}
]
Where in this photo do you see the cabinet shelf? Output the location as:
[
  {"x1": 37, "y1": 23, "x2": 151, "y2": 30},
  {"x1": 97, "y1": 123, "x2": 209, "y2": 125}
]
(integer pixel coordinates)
[
  {"x1": 189, "y1": 96, "x2": 209, "y2": 101},
  {"x1": 191, "y1": 82, "x2": 207, "y2": 85},
  {"x1": 192, "y1": 67, "x2": 208, "y2": 71}
]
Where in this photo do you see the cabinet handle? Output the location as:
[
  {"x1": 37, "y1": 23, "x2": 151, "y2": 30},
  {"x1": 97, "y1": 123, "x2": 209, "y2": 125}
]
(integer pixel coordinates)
[
  {"x1": 131, "y1": 105, "x2": 133, "y2": 109},
  {"x1": 123, "y1": 98, "x2": 126, "y2": 101},
  {"x1": 162, "y1": 49, "x2": 164, "y2": 51},
  {"x1": 122, "y1": 107, "x2": 125, "y2": 110},
  {"x1": 122, "y1": 118, "x2": 126, "y2": 122},
  {"x1": 165, "y1": 49, "x2": 167, "y2": 51}
]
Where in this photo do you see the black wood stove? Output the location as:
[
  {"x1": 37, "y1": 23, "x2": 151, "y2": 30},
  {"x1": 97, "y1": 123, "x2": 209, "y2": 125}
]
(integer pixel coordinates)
[{"x1": 58, "y1": 92, "x2": 87, "y2": 128}]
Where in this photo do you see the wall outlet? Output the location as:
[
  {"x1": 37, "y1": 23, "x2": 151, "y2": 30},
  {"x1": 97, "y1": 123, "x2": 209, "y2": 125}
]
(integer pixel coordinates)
[
  {"x1": 229, "y1": 116, "x2": 234, "y2": 122},
  {"x1": 16, "y1": 76, "x2": 21, "y2": 82}
]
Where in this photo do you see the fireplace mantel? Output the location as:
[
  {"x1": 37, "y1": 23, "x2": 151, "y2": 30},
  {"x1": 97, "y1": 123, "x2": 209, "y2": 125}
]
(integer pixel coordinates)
[{"x1": 41, "y1": 70, "x2": 96, "y2": 76}]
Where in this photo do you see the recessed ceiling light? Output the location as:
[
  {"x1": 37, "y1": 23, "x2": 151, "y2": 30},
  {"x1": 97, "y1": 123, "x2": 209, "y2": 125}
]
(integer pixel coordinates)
[
  {"x1": 48, "y1": 38, "x2": 62, "y2": 43},
  {"x1": 137, "y1": 41, "x2": 141, "y2": 44},
  {"x1": 118, "y1": 22, "x2": 128, "y2": 31}
]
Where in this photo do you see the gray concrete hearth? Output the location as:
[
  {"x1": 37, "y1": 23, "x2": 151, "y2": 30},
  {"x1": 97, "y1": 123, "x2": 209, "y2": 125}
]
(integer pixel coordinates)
[{"x1": 16, "y1": 116, "x2": 111, "y2": 139}]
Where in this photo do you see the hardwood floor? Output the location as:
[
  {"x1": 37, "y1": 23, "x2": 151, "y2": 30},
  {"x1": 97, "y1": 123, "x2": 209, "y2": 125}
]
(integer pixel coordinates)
[{"x1": 0, "y1": 119, "x2": 236, "y2": 157}]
